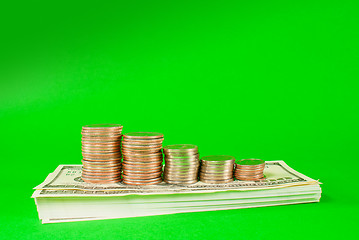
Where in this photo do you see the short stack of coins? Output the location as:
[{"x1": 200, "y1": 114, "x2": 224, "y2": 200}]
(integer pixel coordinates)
[
  {"x1": 163, "y1": 144, "x2": 200, "y2": 185},
  {"x1": 235, "y1": 159, "x2": 265, "y2": 181},
  {"x1": 199, "y1": 155, "x2": 235, "y2": 184},
  {"x1": 122, "y1": 132, "x2": 164, "y2": 185},
  {"x1": 81, "y1": 124, "x2": 123, "y2": 184}
]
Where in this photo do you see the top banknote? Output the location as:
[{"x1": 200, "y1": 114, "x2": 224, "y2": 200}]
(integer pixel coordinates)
[{"x1": 33, "y1": 161, "x2": 319, "y2": 197}]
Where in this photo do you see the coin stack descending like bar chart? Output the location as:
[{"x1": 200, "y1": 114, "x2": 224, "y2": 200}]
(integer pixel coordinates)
[
  {"x1": 199, "y1": 155, "x2": 235, "y2": 184},
  {"x1": 81, "y1": 124, "x2": 123, "y2": 184},
  {"x1": 163, "y1": 144, "x2": 200, "y2": 184},
  {"x1": 122, "y1": 132, "x2": 164, "y2": 185},
  {"x1": 235, "y1": 159, "x2": 265, "y2": 181}
]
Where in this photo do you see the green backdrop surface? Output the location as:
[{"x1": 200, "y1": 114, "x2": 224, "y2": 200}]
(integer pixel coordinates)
[{"x1": 0, "y1": 0, "x2": 357, "y2": 239}]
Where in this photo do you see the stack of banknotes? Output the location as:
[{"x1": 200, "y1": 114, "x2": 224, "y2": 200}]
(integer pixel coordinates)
[{"x1": 32, "y1": 160, "x2": 321, "y2": 224}]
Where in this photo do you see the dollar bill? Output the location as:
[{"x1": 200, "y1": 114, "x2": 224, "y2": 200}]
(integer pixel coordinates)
[
  {"x1": 41, "y1": 197, "x2": 320, "y2": 224},
  {"x1": 33, "y1": 160, "x2": 319, "y2": 196}
]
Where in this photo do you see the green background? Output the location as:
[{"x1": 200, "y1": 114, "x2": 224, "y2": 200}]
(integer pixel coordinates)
[{"x1": 0, "y1": 0, "x2": 358, "y2": 239}]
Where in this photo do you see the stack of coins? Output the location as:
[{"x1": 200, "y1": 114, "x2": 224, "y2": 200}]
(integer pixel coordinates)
[
  {"x1": 81, "y1": 124, "x2": 123, "y2": 184},
  {"x1": 122, "y1": 132, "x2": 164, "y2": 185},
  {"x1": 163, "y1": 144, "x2": 200, "y2": 185},
  {"x1": 199, "y1": 155, "x2": 235, "y2": 184},
  {"x1": 235, "y1": 159, "x2": 265, "y2": 181}
]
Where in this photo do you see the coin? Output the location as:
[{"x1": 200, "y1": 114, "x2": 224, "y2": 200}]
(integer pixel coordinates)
[
  {"x1": 164, "y1": 173, "x2": 198, "y2": 179},
  {"x1": 123, "y1": 162, "x2": 162, "y2": 167},
  {"x1": 163, "y1": 144, "x2": 198, "y2": 151},
  {"x1": 82, "y1": 156, "x2": 122, "y2": 161},
  {"x1": 123, "y1": 176, "x2": 162, "y2": 183},
  {"x1": 164, "y1": 168, "x2": 199, "y2": 174},
  {"x1": 123, "y1": 154, "x2": 163, "y2": 159},
  {"x1": 201, "y1": 162, "x2": 235, "y2": 167},
  {"x1": 122, "y1": 165, "x2": 162, "y2": 171},
  {"x1": 83, "y1": 166, "x2": 122, "y2": 172},
  {"x1": 82, "y1": 163, "x2": 121, "y2": 168},
  {"x1": 235, "y1": 169, "x2": 265, "y2": 174},
  {"x1": 81, "y1": 130, "x2": 122, "y2": 134},
  {"x1": 81, "y1": 135, "x2": 122, "y2": 139},
  {"x1": 163, "y1": 144, "x2": 199, "y2": 184},
  {"x1": 123, "y1": 169, "x2": 161, "y2": 174},
  {"x1": 82, "y1": 124, "x2": 123, "y2": 130},
  {"x1": 198, "y1": 155, "x2": 235, "y2": 183},
  {"x1": 235, "y1": 165, "x2": 265, "y2": 170},
  {"x1": 115, "y1": 132, "x2": 164, "y2": 185},
  {"x1": 123, "y1": 158, "x2": 163, "y2": 163},
  {"x1": 237, "y1": 159, "x2": 265, "y2": 165},
  {"x1": 164, "y1": 153, "x2": 199, "y2": 158},
  {"x1": 82, "y1": 158, "x2": 121, "y2": 163},
  {"x1": 163, "y1": 149, "x2": 198, "y2": 154},
  {"x1": 82, "y1": 152, "x2": 122, "y2": 157},
  {"x1": 164, "y1": 179, "x2": 198, "y2": 185},
  {"x1": 81, "y1": 124, "x2": 123, "y2": 184},
  {"x1": 123, "y1": 159, "x2": 162, "y2": 164},
  {"x1": 123, "y1": 172, "x2": 162, "y2": 179},
  {"x1": 82, "y1": 170, "x2": 121, "y2": 176},
  {"x1": 122, "y1": 140, "x2": 164, "y2": 145},
  {"x1": 234, "y1": 159, "x2": 266, "y2": 181},
  {"x1": 123, "y1": 151, "x2": 162, "y2": 156},
  {"x1": 165, "y1": 154, "x2": 199, "y2": 159},
  {"x1": 123, "y1": 132, "x2": 164, "y2": 139},
  {"x1": 200, "y1": 170, "x2": 234, "y2": 176},
  {"x1": 122, "y1": 145, "x2": 162, "y2": 149},
  {"x1": 122, "y1": 149, "x2": 162, "y2": 154},
  {"x1": 122, "y1": 179, "x2": 162, "y2": 185},
  {"x1": 165, "y1": 161, "x2": 200, "y2": 166},
  {"x1": 82, "y1": 150, "x2": 121, "y2": 155},
  {"x1": 199, "y1": 174, "x2": 233, "y2": 180},
  {"x1": 200, "y1": 164, "x2": 234, "y2": 170}
]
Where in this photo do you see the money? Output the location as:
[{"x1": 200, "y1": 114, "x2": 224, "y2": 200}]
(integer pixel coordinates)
[
  {"x1": 81, "y1": 124, "x2": 123, "y2": 183},
  {"x1": 199, "y1": 155, "x2": 235, "y2": 184},
  {"x1": 122, "y1": 132, "x2": 164, "y2": 185},
  {"x1": 235, "y1": 159, "x2": 265, "y2": 181},
  {"x1": 34, "y1": 161, "x2": 320, "y2": 193},
  {"x1": 32, "y1": 160, "x2": 321, "y2": 224},
  {"x1": 163, "y1": 144, "x2": 200, "y2": 184}
]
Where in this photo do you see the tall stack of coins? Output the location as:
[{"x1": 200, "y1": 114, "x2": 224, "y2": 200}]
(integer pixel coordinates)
[
  {"x1": 122, "y1": 132, "x2": 164, "y2": 185},
  {"x1": 199, "y1": 155, "x2": 235, "y2": 184},
  {"x1": 163, "y1": 144, "x2": 200, "y2": 185},
  {"x1": 81, "y1": 124, "x2": 123, "y2": 184},
  {"x1": 235, "y1": 159, "x2": 265, "y2": 181}
]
